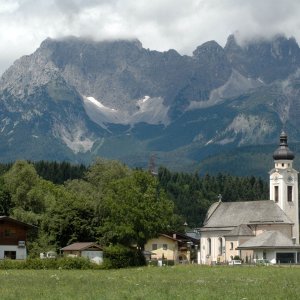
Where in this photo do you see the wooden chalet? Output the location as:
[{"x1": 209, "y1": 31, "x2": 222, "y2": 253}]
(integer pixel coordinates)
[{"x1": 0, "y1": 216, "x2": 35, "y2": 259}]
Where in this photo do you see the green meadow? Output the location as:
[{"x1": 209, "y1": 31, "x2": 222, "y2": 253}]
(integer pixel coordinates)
[{"x1": 1, "y1": 265, "x2": 300, "y2": 300}]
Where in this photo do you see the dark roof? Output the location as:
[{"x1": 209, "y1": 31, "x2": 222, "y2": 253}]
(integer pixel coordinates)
[
  {"x1": 185, "y1": 231, "x2": 201, "y2": 241},
  {"x1": 200, "y1": 227, "x2": 235, "y2": 232},
  {"x1": 61, "y1": 242, "x2": 102, "y2": 251},
  {"x1": 159, "y1": 234, "x2": 179, "y2": 242},
  {"x1": 0, "y1": 216, "x2": 36, "y2": 228},
  {"x1": 273, "y1": 131, "x2": 294, "y2": 160},
  {"x1": 237, "y1": 231, "x2": 300, "y2": 249},
  {"x1": 224, "y1": 224, "x2": 254, "y2": 237},
  {"x1": 203, "y1": 200, "x2": 293, "y2": 228},
  {"x1": 171, "y1": 232, "x2": 199, "y2": 243}
]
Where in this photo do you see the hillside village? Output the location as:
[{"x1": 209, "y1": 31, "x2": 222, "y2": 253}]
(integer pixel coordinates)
[{"x1": 0, "y1": 131, "x2": 298, "y2": 266}]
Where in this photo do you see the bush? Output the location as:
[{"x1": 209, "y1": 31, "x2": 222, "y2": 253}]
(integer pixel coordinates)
[
  {"x1": 164, "y1": 260, "x2": 175, "y2": 266},
  {"x1": 0, "y1": 257, "x2": 102, "y2": 270},
  {"x1": 148, "y1": 260, "x2": 158, "y2": 266},
  {"x1": 103, "y1": 244, "x2": 146, "y2": 269}
]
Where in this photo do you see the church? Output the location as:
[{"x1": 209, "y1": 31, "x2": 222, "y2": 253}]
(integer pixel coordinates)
[{"x1": 199, "y1": 131, "x2": 300, "y2": 264}]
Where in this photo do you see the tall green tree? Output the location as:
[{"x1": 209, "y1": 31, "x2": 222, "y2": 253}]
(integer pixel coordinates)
[
  {"x1": 3, "y1": 160, "x2": 39, "y2": 211},
  {"x1": 85, "y1": 158, "x2": 130, "y2": 191},
  {"x1": 99, "y1": 170, "x2": 176, "y2": 249},
  {"x1": 0, "y1": 177, "x2": 12, "y2": 216}
]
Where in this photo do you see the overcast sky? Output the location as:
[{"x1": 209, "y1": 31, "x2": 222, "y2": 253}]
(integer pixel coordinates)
[{"x1": 0, "y1": 0, "x2": 300, "y2": 74}]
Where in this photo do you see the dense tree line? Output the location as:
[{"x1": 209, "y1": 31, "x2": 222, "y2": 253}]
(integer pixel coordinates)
[
  {"x1": 0, "y1": 160, "x2": 179, "y2": 257},
  {"x1": 158, "y1": 167, "x2": 269, "y2": 227},
  {"x1": 0, "y1": 159, "x2": 270, "y2": 257},
  {"x1": 0, "y1": 161, "x2": 87, "y2": 184},
  {"x1": 33, "y1": 161, "x2": 87, "y2": 184}
]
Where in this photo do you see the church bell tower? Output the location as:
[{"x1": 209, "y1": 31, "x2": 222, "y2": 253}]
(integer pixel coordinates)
[{"x1": 269, "y1": 131, "x2": 299, "y2": 243}]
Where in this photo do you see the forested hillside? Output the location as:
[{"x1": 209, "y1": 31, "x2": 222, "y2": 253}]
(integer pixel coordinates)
[
  {"x1": 158, "y1": 167, "x2": 269, "y2": 227},
  {"x1": 0, "y1": 160, "x2": 269, "y2": 256}
]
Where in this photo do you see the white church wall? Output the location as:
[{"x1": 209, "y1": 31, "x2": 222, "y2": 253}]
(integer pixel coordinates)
[
  {"x1": 225, "y1": 238, "x2": 239, "y2": 261},
  {"x1": 200, "y1": 233, "x2": 226, "y2": 264},
  {"x1": 270, "y1": 158, "x2": 299, "y2": 244}
]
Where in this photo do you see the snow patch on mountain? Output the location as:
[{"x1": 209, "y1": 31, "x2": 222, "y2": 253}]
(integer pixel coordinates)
[
  {"x1": 187, "y1": 70, "x2": 264, "y2": 110},
  {"x1": 83, "y1": 95, "x2": 169, "y2": 127},
  {"x1": 86, "y1": 96, "x2": 117, "y2": 111}
]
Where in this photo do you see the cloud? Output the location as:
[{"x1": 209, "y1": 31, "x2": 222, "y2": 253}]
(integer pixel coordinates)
[{"x1": 0, "y1": 0, "x2": 300, "y2": 74}]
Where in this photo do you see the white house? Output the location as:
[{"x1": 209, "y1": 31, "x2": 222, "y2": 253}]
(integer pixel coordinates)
[
  {"x1": 61, "y1": 242, "x2": 103, "y2": 264},
  {"x1": 199, "y1": 131, "x2": 300, "y2": 264}
]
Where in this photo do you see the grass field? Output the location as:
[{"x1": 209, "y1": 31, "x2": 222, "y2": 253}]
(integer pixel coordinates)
[{"x1": 1, "y1": 265, "x2": 300, "y2": 299}]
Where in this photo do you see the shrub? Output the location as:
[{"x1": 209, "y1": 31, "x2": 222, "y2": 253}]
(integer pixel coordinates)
[
  {"x1": 0, "y1": 257, "x2": 101, "y2": 270},
  {"x1": 148, "y1": 260, "x2": 158, "y2": 266},
  {"x1": 103, "y1": 244, "x2": 146, "y2": 269}
]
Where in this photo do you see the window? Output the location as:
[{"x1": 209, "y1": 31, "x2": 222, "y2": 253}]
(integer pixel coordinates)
[
  {"x1": 207, "y1": 238, "x2": 211, "y2": 255},
  {"x1": 282, "y1": 163, "x2": 284, "y2": 167},
  {"x1": 230, "y1": 242, "x2": 234, "y2": 250},
  {"x1": 288, "y1": 186, "x2": 293, "y2": 202},
  {"x1": 152, "y1": 244, "x2": 157, "y2": 250},
  {"x1": 274, "y1": 186, "x2": 279, "y2": 203},
  {"x1": 4, "y1": 251, "x2": 16, "y2": 259},
  {"x1": 163, "y1": 244, "x2": 167, "y2": 250},
  {"x1": 218, "y1": 238, "x2": 223, "y2": 255},
  {"x1": 4, "y1": 229, "x2": 16, "y2": 237}
]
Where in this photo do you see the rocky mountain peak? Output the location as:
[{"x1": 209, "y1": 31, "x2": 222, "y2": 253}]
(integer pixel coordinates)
[
  {"x1": 193, "y1": 40, "x2": 225, "y2": 61},
  {"x1": 224, "y1": 34, "x2": 300, "y2": 83},
  {"x1": 190, "y1": 40, "x2": 231, "y2": 94},
  {"x1": 224, "y1": 34, "x2": 241, "y2": 52},
  {"x1": 2, "y1": 34, "x2": 300, "y2": 170}
]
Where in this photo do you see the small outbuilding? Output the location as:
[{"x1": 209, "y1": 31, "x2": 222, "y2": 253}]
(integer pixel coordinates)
[
  {"x1": 61, "y1": 242, "x2": 103, "y2": 264},
  {"x1": 237, "y1": 230, "x2": 300, "y2": 264}
]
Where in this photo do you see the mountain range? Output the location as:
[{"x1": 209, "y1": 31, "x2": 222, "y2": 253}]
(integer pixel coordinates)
[{"x1": 1, "y1": 34, "x2": 300, "y2": 176}]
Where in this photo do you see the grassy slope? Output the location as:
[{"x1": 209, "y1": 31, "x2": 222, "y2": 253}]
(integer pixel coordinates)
[{"x1": 1, "y1": 265, "x2": 300, "y2": 300}]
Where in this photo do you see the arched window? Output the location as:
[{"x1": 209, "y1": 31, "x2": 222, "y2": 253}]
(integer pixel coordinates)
[
  {"x1": 207, "y1": 238, "x2": 211, "y2": 256},
  {"x1": 263, "y1": 251, "x2": 266, "y2": 259},
  {"x1": 218, "y1": 237, "x2": 223, "y2": 255}
]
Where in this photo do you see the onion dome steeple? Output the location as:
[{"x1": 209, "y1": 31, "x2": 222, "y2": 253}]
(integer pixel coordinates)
[{"x1": 273, "y1": 131, "x2": 295, "y2": 160}]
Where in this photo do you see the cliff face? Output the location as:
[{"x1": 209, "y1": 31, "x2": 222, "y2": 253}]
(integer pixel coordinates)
[{"x1": 0, "y1": 34, "x2": 300, "y2": 171}]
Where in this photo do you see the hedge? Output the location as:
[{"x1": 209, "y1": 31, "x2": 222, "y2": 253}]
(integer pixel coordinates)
[
  {"x1": 0, "y1": 257, "x2": 102, "y2": 270},
  {"x1": 102, "y1": 244, "x2": 146, "y2": 269}
]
